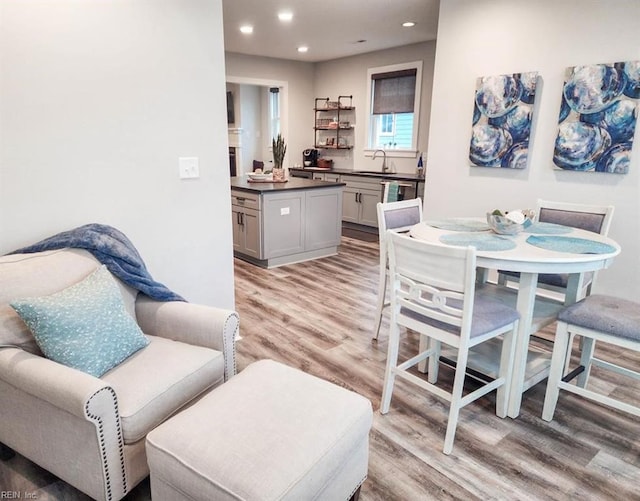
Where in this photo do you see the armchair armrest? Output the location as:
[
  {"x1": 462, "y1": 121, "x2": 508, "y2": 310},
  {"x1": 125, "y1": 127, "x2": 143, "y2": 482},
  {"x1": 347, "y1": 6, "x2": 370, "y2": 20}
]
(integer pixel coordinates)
[
  {"x1": 0, "y1": 347, "x2": 113, "y2": 417},
  {"x1": 0, "y1": 348, "x2": 127, "y2": 500},
  {"x1": 135, "y1": 296, "x2": 238, "y2": 380}
]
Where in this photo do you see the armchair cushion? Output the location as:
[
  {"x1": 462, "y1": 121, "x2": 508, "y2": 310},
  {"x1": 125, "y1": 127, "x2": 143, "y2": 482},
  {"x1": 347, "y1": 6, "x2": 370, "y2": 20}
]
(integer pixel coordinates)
[
  {"x1": 0, "y1": 249, "x2": 138, "y2": 355},
  {"x1": 103, "y1": 335, "x2": 225, "y2": 443},
  {"x1": 10, "y1": 266, "x2": 149, "y2": 377}
]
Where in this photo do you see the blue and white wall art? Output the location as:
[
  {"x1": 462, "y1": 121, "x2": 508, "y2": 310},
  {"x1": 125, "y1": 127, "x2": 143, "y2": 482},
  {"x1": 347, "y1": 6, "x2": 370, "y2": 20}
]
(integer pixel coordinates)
[
  {"x1": 553, "y1": 61, "x2": 640, "y2": 173},
  {"x1": 469, "y1": 72, "x2": 539, "y2": 169}
]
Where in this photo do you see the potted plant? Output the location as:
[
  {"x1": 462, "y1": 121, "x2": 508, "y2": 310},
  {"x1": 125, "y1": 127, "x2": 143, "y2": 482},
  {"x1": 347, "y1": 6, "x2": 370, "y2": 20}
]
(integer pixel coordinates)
[{"x1": 272, "y1": 133, "x2": 287, "y2": 181}]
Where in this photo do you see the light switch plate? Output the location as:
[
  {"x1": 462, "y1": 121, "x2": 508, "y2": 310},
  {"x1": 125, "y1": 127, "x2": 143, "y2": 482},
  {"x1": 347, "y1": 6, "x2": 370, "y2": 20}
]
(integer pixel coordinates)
[{"x1": 179, "y1": 157, "x2": 199, "y2": 179}]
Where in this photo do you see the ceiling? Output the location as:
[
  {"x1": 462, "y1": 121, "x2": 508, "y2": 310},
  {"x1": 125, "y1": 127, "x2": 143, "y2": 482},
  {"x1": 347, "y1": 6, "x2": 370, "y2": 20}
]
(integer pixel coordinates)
[{"x1": 222, "y1": 0, "x2": 440, "y2": 63}]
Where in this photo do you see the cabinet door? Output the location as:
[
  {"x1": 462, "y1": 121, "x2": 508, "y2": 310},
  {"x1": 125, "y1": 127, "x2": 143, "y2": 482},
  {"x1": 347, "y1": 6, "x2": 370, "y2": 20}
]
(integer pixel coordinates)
[
  {"x1": 231, "y1": 207, "x2": 244, "y2": 253},
  {"x1": 359, "y1": 190, "x2": 381, "y2": 227},
  {"x1": 242, "y1": 207, "x2": 262, "y2": 259},
  {"x1": 263, "y1": 192, "x2": 304, "y2": 258},
  {"x1": 305, "y1": 188, "x2": 343, "y2": 250},
  {"x1": 325, "y1": 173, "x2": 341, "y2": 183},
  {"x1": 312, "y1": 173, "x2": 325, "y2": 180},
  {"x1": 342, "y1": 187, "x2": 360, "y2": 223}
]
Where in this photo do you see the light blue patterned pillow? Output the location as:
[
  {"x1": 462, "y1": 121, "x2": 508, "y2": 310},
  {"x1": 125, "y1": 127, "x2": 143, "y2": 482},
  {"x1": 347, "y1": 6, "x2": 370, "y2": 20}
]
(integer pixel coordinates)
[{"x1": 10, "y1": 265, "x2": 149, "y2": 377}]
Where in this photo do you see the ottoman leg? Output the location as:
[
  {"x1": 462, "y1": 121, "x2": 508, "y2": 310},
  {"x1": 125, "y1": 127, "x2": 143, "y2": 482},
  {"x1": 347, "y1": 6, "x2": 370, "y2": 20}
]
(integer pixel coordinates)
[{"x1": 350, "y1": 485, "x2": 362, "y2": 501}]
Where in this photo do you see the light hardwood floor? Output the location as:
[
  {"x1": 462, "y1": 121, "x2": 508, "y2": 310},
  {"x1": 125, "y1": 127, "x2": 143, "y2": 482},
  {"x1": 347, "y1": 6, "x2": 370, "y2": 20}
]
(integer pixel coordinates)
[{"x1": 2, "y1": 235, "x2": 639, "y2": 500}]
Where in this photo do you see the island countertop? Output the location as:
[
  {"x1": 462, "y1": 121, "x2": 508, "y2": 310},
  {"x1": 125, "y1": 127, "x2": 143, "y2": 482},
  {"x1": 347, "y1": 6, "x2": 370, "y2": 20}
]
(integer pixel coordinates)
[{"x1": 230, "y1": 176, "x2": 346, "y2": 194}]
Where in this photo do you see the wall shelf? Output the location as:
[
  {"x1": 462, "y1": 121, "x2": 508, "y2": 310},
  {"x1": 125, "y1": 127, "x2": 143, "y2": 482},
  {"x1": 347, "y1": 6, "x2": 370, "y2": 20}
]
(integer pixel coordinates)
[{"x1": 314, "y1": 95, "x2": 355, "y2": 150}]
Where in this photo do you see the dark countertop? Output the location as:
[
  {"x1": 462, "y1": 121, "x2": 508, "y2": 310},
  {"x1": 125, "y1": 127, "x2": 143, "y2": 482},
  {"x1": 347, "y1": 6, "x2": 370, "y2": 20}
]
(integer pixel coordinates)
[
  {"x1": 289, "y1": 167, "x2": 425, "y2": 182},
  {"x1": 230, "y1": 177, "x2": 346, "y2": 194}
]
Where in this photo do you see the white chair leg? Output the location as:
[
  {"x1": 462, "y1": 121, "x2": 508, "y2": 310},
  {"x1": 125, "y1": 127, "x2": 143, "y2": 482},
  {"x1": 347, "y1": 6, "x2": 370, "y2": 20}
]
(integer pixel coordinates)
[
  {"x1": 497, "y1": 272, "x2": 508, "y2": 286},
  {"x1": 443, "y1": 348, "x2": 468, "y2": 455},
  {"x1": 577, "y1": 336, "x2": 596, "y2": 388},
  {"x1": 542, "y1": 321, "x2": 571, "y2": 422},
  {"x1": 372, "y1": 267, "x2": 388, "y2": 340},
  {"x1": 496, "y1": 322, "x2": 517, "y2": 418},
  {"x1": 417, "y1": 334, "x2": 429, "y2": 373},
  {"x1": 427, "y1": 338, "x2": 440, "y2": 384},
  {"x1": 380, "y1": 321, "x2": 400, "y2": 414}
]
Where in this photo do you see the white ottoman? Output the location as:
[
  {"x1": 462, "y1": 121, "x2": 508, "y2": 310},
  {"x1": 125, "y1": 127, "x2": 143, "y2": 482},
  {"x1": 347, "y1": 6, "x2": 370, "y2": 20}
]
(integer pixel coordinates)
[{"x1": 145, "y1": 359, "x2": 373, "y2": 501}]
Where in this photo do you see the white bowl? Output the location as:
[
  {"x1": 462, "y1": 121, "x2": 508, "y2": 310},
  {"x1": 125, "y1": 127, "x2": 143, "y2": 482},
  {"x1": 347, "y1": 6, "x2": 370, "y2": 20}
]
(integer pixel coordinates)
[
  {"x1": 304, "y1": 161, "x2": 312, "y2": 166},
  {"x1": 486, "y1": 212, "x2": 526, "y2": 235}
]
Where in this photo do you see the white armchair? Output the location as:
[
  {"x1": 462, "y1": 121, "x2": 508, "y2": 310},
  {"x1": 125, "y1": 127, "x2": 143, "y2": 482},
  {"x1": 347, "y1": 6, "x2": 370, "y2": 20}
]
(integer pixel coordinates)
[{"x1": 0, "y1": 248, "x2": 238, "y2": 501}]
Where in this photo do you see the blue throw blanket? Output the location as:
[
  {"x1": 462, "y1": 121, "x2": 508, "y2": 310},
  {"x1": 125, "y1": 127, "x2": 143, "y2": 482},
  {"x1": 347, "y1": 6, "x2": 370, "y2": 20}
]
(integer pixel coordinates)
[{"x1": 9, "y1": 224, "x2": 185, "y2": 302}]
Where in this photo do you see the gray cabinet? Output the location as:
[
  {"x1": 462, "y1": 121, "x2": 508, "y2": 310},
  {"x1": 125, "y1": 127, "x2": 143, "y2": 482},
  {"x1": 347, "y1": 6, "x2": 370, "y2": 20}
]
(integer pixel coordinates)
[
  {"x1": 342, "y1": 176, "x2": 381, "y2": 228},
  {"x1": 232, "y1": 185, "x2": 343, "y2": 268},
  {"x1": 305, "y1": 188, "x2": 343, "y2": 250},
  {"x1": 312, "y1": 172, "x2": 341, "y2": 183},
  {"x1": 231, "y1": 192, "x2": 262, "y2": 259},
  {"x1": 263, "y1": 191, "x2": 305, "y2": 259}
]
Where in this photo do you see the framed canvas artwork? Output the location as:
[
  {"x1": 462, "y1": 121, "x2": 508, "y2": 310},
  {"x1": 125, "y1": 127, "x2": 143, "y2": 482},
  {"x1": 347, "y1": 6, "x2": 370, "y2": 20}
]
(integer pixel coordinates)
[
  {"x1": 469, "y1": 72, "x2": 539, "y2": 169},
  {"x1": 553, "y1": 61, "x2": 639, "y2": 173}
]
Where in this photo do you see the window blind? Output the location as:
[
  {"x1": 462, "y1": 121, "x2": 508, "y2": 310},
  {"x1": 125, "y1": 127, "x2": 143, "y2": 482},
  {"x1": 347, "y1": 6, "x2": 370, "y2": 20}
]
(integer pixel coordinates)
[{"x1": 371, "y1": 68, "x2": 417, "y2": 115}]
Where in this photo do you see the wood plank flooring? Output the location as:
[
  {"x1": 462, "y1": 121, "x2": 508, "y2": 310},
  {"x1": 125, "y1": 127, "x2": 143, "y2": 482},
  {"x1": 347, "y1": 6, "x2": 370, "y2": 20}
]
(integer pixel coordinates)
[{"x1": 2, "y1": 235, "x2": 640, "y2": 500}]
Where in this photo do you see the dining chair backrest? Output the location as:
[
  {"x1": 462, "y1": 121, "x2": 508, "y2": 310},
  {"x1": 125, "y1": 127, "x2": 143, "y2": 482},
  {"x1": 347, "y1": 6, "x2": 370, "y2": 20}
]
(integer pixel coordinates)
[
  {"x1": 376, "y1": 198, "x2": 423, "y2": 242},
  {"x1": 387, "y1": 230, "x2": 476, "y2": 340},
  {"x1": 372, "y1": 198, "x2": 423, "y2": 340},
  {"x1": 537, "y1": 199, "x2": 614, "y2": 236}
]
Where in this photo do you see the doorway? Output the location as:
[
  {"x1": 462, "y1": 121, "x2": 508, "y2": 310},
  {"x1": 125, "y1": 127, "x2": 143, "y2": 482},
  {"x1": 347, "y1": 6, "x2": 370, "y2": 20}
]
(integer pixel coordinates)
[{"x1": 226, "y1": 76, "x2": 288, "y2": 177}]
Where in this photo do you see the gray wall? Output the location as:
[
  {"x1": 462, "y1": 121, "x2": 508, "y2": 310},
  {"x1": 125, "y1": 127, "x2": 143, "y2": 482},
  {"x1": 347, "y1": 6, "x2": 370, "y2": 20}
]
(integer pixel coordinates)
[
  {"x1": 0, "y1": 0, "x2": 235, "y2": 308},
  {"x1": 426, "y1": 0, "x2": 640, "y2": 298},
  {"x1": 314, "y1": 42, "x2": 437, "y2": 174}
]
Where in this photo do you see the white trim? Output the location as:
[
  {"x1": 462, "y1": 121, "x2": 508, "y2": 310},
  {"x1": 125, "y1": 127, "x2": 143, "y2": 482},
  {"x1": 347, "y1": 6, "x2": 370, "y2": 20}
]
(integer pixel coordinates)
[{"x1": 364, "y1": 149, "x2": 417, "y2": 158}]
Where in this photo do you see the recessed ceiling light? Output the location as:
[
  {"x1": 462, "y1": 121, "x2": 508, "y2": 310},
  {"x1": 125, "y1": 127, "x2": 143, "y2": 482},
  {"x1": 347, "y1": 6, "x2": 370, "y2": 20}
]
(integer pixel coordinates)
[
  {"x1": 402, "y1": 21, "x2": 416, "y2": 27},
  {"x1": 240, "y1": 25, "x2": 253, "y2": 34},
  {"x1": 297, "y1": 46, "x2": 308, "y2": 53},
  {"x1": 278, "y1": 11, "x2": 293, "y2": 22}
]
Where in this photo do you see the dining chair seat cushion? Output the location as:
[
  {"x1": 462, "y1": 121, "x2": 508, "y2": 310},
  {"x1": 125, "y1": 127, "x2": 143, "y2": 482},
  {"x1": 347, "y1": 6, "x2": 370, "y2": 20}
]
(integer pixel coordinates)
[
  {"x1": 401, "y1": 292, "x2": 519, "y2": 338},
  {"x1": 557, "y1": 295, "x2": 640, "y2": 341}
]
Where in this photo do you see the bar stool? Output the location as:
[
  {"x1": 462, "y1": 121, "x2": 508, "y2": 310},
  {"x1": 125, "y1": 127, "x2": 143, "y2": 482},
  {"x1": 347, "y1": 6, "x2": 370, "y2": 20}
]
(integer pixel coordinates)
[{"x1": 542, "y1": 294, "x2": 640, "y2": 422}]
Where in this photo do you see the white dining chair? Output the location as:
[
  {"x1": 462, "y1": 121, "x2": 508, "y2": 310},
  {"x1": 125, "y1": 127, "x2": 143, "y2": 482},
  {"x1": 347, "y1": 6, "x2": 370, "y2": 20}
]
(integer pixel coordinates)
[
  {"x1": 372, "y1": 198, "x2": 423, "y2": 340},
  {"x1": 380, "y1": 231, "x2": 519, "y2": 455},
  {"x1": 542, "y1": 294, "x2": 640, "y2": 423},
  {"x1": 498, "y1": 199, "x2": 614, "y2": 304}
]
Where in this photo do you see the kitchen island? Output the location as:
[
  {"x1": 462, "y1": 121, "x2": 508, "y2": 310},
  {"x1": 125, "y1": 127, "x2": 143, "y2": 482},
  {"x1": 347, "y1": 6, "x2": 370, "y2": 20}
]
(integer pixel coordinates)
[{"x1": 231, "y1": 177, "x2": 345, "y2": 268}]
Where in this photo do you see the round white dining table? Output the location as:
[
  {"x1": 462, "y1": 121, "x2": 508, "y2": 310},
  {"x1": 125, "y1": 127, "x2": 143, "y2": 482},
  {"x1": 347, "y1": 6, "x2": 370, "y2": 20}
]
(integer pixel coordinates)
[{"x1": 409, "y1": 219, "x2": 621, "y2": 418}]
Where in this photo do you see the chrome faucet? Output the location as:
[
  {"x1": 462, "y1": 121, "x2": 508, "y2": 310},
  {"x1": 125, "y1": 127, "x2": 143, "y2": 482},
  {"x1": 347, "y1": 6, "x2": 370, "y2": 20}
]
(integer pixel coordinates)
[{"x1": 372, "y1": 149, "x2": 388, "y2": 172}]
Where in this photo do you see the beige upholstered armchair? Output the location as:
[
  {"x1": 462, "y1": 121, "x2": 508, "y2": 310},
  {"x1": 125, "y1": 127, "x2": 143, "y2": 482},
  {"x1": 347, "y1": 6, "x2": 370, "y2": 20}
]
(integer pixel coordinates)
[{"x1": 0, "y1": 248, "x2": 238, "y2": 501}]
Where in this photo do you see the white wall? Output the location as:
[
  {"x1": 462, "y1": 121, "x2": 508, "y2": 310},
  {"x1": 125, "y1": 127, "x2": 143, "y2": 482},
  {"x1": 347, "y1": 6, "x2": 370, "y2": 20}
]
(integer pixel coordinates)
[
  {"x1": 225, "y1": 52, "x2": 316, "y2": 169},
  {"x1": 314, "y1": 42, "x2": 437, "y2": 174},
  {"x1": 0, "y1": 0, "x2": 235, "y2": 309},
  {"x1": 427, "y1": 0, "x2": 640, "y2": 298}
]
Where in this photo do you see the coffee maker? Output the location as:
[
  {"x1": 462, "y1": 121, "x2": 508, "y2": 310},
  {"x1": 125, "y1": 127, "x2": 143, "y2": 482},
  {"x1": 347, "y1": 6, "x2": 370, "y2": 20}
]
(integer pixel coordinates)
[{"x1": 302, "y1": 148, "x2": 319, "y2": 167}]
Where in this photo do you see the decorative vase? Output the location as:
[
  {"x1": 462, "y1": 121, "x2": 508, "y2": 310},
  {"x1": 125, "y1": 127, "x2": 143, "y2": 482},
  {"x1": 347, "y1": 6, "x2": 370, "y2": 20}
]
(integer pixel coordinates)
[{"x1": 272, "y1": 167, "x2": 285, "y2": 182}]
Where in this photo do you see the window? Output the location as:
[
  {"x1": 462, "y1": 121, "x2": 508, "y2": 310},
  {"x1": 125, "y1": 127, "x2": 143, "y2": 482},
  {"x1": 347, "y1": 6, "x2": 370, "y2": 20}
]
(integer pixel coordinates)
[
  {"x1": 366, "y1": 61, "x2": 422, "y2": 156},
  {"x1": 380, "y1": 114, "x2": 394, "y2": 135},
  {"x1": 269, "y1": 87, "x2": 281, "y2": 140}
]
